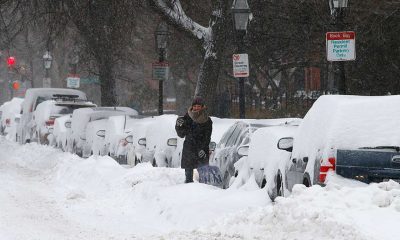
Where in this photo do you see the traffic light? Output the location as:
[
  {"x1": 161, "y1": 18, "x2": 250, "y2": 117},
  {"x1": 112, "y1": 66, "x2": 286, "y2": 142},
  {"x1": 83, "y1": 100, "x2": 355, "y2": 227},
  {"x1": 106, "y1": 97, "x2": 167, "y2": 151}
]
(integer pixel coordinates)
[
  {"x1": 12, "y1": 81, "x2": 20, "y2": 90},
  {"x1": 7, "y1": 56, "x2": 16, "y2": 67}
]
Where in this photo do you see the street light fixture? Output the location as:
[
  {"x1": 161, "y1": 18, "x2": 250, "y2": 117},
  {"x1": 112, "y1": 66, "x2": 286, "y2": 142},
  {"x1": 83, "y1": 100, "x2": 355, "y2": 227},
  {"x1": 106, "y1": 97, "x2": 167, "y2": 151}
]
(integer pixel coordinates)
[
  {"x1": 43, "y1": 50, "x2": 52, "y2": 88},
  {"x1": 155, "y1": 22, "x2": 169, "y2": 115},
  {"x1": 329, "y1": 0, "x2": 349, "y2": 95},
  {"x1": 232, "y1": 0, "x2": 251, "y2": 119}
]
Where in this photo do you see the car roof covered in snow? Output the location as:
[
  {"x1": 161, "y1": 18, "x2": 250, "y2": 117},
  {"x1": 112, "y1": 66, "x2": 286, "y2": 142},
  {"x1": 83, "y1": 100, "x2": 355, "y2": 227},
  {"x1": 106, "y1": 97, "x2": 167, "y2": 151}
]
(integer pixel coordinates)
[
  {"x1": 292, "y1": 95, "x2": 400, "y2": 162},
  {"x1": 22, "y1": 88, "x2": 87, "y2": 113}
]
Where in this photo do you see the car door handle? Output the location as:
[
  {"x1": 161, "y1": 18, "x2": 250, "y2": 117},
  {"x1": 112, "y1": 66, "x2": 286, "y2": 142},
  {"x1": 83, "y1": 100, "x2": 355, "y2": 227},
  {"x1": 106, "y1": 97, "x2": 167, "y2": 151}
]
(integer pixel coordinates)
[
  {"x1": 392, "y1": 155, "x2": 400, "y2": 163},
  {"x1": 292, "y1": 158, "x2": 297, "y2": 163}
]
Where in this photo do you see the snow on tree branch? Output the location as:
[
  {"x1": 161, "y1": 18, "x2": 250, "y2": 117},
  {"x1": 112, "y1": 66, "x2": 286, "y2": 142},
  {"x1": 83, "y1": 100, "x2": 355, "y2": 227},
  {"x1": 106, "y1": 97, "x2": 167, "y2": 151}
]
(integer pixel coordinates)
[{"x1": 152, "y1": 0, "x2": 210, "y2": 41}]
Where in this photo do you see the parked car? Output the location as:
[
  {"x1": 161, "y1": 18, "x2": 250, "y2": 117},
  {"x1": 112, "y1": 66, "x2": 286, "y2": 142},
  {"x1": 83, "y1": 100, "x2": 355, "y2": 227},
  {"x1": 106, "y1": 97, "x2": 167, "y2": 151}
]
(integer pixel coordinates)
[
  {"x1": 82, "y1": 118, "x2": 109, "y2": 158},
  {"x1": 211, "y1": 118, "x2": 300, "y2": 189},
  {"x1": 17, "y1": 88, "x2": 87, "y2": 144},
  {"x1": 51, "y1": 114, "x2": 72, "y2": 151},
  {"x1": 67, "y1": 107, "x2": 138, "y2": 157},
  {"x1": 278, "y1": 95, "x2": 400, "y2": 192},
  {"x1": 233, "y1": 125, "x2": 298, "y2": 201},
  {"x1": 142, "y1": 114, "x2": 179, "y2": 167},
  {"x1": 34, "y1": 98, "x2": 96, "y2": 144},
  {"x1": 105, "y1": 115, "x2": 151, "y2": 165},
  {"x1": 0, "y1": 97, "x2": 24, "y2": 138}
]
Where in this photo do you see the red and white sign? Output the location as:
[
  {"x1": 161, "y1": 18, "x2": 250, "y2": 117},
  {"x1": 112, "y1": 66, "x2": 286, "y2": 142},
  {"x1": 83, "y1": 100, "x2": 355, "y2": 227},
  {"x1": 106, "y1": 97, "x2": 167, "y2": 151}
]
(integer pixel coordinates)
[
  {"x1": 233, "y1": 54, "x2": 249, "y2": 77},
  {"x1": 326, "y1": 31, "x2": 356, "y2": 61}
]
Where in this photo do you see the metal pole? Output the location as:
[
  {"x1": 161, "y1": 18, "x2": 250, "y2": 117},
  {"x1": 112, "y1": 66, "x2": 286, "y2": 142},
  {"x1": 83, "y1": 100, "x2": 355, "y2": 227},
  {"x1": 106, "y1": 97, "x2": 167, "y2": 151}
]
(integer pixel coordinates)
[
  {"x1": 337, "y1": 8, "x2": 346, "y2": 94},
  {"x1": 238, "y1": 37, "x2": 246, "y2": 119},
  {"x1": 158, "y1": 49, "x2": 164, "y2": 115}
]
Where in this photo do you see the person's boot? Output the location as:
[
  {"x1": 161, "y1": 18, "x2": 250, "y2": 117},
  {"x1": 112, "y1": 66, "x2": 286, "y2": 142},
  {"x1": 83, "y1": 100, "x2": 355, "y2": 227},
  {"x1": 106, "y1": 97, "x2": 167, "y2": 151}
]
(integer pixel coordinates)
[{"x1": 185, "y1": 168, "x2": 194, "y2": 183}]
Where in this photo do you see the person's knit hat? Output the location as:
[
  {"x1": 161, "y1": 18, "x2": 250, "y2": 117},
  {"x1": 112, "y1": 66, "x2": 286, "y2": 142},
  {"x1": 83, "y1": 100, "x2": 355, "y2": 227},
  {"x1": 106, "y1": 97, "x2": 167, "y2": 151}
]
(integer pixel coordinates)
[{"x1": 192, "y1": 96, "x2": 205, "y2": 106}]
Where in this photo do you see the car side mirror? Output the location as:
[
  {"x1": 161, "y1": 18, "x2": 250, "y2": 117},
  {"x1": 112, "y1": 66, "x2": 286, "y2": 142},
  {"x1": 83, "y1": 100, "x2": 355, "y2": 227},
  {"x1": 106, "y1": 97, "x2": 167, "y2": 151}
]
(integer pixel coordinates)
[
  {"x1": 96, "y1": 130, "x2": 106, "y2": 138},
  {"x1": 167, "y1": 138, "x2": 177, "y2": 147},
  {"x1": 209, "y1": 141, "x2": 216, "y2": 151},
  {"x1": 237, "y1": 145, "x2": 249, "y2": 157},
  {"x1": 125, "y1": 135, "x2": 133, "y2": 144},
  {"x1": 277, "y1": 137, "x2": 294, "y2": 152},
  {"x1": 64, "y1": 121, "x2": 71, "y2": 128},
  {"x1": 138, "y1": 138, "x2": 146, "y2": 146}
]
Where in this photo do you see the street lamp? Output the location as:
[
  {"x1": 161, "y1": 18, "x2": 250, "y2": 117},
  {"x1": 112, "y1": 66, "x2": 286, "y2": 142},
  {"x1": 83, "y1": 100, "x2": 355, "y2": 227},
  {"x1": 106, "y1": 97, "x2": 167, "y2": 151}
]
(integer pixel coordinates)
[
  {"x1": 43, "y1": 50, "x2": 52, "y2": 88},
  {"x1": 232, "y1": 0, "x2": 251, "y2": 118},
  {"x1": 329, "y1": 0, "x2": 348, "y2": 94},
  {"x1": 155, "y1": 22, "x2": 169, "y2": 115}
]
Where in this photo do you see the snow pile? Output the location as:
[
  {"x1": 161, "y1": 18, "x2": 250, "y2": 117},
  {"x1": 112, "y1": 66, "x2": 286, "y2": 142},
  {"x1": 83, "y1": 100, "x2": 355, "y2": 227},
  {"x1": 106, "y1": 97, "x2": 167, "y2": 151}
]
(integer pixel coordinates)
[{"x1": 1, "y1": 138, "x2": 400, "y2": 240}]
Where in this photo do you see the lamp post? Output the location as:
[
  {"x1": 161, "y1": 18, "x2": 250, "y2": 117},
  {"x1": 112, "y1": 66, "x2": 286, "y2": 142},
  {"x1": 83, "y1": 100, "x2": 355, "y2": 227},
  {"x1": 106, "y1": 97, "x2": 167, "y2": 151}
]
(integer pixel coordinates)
[
  {"x1": 155, "y1": 22, "x2": 169, "y2": 115},
  {"x1": 329, "y1": 0, "x2": 348, "y2": 94},
  {"x1": 43, "y1": 51, "x2": 52, "y2": 88},
  {"x1": 232, "y1": 0, "x2": 251, "y2": 118}
]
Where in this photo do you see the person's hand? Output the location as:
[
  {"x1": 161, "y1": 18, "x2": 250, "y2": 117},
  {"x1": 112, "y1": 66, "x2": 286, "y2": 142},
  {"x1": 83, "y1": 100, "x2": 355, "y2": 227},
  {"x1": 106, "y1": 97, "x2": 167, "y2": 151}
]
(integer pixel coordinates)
[
  {"x1": 198, "y1": 150, "x2": 206, "y2": 159},
  {"x1": 176, "y1": 118, "x2": 184, "y2": 127}
]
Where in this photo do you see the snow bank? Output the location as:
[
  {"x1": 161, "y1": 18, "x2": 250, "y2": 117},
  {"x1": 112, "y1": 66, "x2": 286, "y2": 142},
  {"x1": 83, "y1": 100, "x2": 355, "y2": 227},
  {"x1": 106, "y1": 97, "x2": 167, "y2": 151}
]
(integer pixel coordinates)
[{"x1": 1, "y1": 137, "x2": 400, "y2": 240}]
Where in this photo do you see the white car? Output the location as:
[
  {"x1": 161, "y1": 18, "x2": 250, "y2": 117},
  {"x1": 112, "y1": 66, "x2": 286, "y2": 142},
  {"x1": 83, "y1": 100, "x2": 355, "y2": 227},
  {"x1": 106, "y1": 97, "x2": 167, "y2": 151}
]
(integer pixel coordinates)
[
  {"x1": 105, "y1": 115, "x2": 151, "y2": 164},
  {"x1": 17, "y1": 88, "x2": 87, "y2": 144},
  {"x1": 82, "y1": 118, "x2": 109, "y2": 158},
  {"x1": 233, "y1": 125, "x2": 298, "y2": 201},
  {"x1": 51, "y1": 114, "x2": 72, "y2": 151},
  {"x1": 142, "y1": 114, "x2": 179, "y2": 167},
  {"x1": 67, "y1": 107, "x2": 138, "y2": 157},
  {"x1": 0, "y1": 97, "x2": 24, "y2": 139},
  {"x1": 34, "y1": 99, "x2": 96, "y2": 144},
  {"x1": 211, "y1": 118, "x2": 301, "y2": 189}
]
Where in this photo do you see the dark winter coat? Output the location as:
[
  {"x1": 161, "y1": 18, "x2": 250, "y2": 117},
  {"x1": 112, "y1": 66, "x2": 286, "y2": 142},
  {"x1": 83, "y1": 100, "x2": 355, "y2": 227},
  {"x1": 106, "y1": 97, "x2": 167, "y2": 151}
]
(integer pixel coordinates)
[{"x1": 175, "y1": 110, "x2": 213, "y2": 169}]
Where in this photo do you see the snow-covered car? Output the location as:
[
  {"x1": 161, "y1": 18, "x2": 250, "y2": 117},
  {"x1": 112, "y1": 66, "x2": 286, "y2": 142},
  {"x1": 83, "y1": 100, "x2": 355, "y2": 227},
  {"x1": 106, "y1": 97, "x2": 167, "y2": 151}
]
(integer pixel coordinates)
[
  {"x1": 105, "y1": 115, "x2": 150, "y2": 164},
  {"x1": 82, "y1": 118, "x2": 109, "y2": 158},
  {"x1": 0, "y1": 97, "x2": 24, "y2": 139},
  {"x1": 281, "y1": 95, "x2": 400, "y2": 192},
  {"x1": 51, "y1": 114, "x2": 72, "y2": 151},
  {"x1": 232, "y1": 125, "x2": 298, "y2": 201},
  {"x1": 211, "y1": 118, "x2": 300, "y2": 189},
  {"x1": 67, "y1": 107, "x2": 138, "y2": 157},
  {"x1": 142, "y1": 114, "x2": 179, "y2": 167},
  {"x1": 17, "y1": 88, "x2": 87, "y2": 144},
  {"x1": 33, "y1": 99, "x2": 96, "y2": 144}
]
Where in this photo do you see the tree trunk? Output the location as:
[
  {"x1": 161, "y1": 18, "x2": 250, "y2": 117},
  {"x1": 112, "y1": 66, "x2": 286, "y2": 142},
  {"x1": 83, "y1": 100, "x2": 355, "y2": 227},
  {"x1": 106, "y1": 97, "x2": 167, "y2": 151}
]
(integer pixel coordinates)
[
  {"x1": 195, "y1": 1, "x2": 228, "y2": 115},
  {"x1": 99, "y1": 61, "x2": 117, "y2": 106}
]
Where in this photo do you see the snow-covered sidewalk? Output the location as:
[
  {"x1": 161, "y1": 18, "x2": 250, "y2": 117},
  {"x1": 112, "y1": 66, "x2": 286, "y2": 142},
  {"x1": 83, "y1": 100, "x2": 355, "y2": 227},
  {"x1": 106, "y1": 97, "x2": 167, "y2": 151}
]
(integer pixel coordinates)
[{"x1": 0, "y1": 137, "x2": 399, "y2": 240}]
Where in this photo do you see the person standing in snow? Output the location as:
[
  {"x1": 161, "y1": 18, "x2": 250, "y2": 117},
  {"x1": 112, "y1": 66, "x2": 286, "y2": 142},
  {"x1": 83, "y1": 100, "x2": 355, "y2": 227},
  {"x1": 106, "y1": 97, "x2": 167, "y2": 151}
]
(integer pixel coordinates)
[{"x1": 175, "y1": 96, "x2": 213, "y2": 183}]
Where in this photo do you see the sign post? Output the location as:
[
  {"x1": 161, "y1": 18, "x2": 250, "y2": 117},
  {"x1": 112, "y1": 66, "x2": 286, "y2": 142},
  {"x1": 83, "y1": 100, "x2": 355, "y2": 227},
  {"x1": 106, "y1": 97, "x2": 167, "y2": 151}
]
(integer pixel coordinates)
[
  {"x1": 152, "y1": 62, "x2": 169, "y2": 81},
  {"x1": 232, "y1": 54, "x2": 249, "y2": 77},
  {"x1": 326, "y1": 31, "x2": 356, "y2": 61},
  {"x1": 66, "y1": 75, "x2": 80, "y2": 88}
]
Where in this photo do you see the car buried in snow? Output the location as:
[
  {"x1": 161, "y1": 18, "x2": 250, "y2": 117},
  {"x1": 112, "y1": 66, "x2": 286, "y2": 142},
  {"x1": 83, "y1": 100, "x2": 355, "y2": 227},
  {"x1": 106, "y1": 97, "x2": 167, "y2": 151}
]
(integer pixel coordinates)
[
  {"x1": 17, "y1": 88, "x2": 88, "y2": 144},
  {"x1": 277, "y1": 95, "x2": 400, "y2": 193}
]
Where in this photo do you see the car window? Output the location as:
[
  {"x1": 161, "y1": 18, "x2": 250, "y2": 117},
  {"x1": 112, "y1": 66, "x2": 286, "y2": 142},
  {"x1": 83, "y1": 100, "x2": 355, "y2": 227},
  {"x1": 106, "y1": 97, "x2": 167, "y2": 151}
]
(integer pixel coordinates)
[
  {"x1": 227, "y1": 125, "x2": 243, "y2": 147},
  {"x1": 234, "y1": 128, "x2": 249, "y2": 146},
  {"x1": 34, "y1": 97, "x2": 48, "y2": 110},
  {"x1": 218, "y1": 125, "x2": 237, "y2": 148}
]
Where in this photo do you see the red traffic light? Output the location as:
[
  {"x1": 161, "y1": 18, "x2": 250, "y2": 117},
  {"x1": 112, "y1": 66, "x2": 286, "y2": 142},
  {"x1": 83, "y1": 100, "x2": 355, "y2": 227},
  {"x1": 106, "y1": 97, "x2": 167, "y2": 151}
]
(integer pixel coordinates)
[
  {"x1": 7, "y1": 56, "x2": 16, "y2": 67},
  {"x1": 12, "y1": 81, "x2": 20, "y2": 90}
]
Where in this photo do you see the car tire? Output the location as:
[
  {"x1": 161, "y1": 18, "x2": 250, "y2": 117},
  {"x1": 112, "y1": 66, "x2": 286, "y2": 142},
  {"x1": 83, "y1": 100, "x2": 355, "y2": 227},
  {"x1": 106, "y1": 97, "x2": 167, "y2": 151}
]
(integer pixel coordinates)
[
  {"x1": 152, "y1": 158, "x2": 157, "y2": 167},
  {"x1": 303, "y1": 172, "x2": 311, "y2": 187},
  {"x1": 268, "y1": 170, "x2": 284, "y2": 202},
  {"x1": 223, "y1": 171, "x2": 231, "y2": 189},
  {"x1": 134, "y1": 157, "x2": 140, "y2": 166}
]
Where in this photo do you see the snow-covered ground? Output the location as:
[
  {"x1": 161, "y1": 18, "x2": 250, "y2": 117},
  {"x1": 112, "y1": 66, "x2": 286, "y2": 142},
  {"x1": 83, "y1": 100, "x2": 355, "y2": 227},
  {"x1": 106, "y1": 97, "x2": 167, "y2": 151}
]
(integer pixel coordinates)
[{"x1": 1, "y1": 137, "x2": 399, "y2": 240}]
